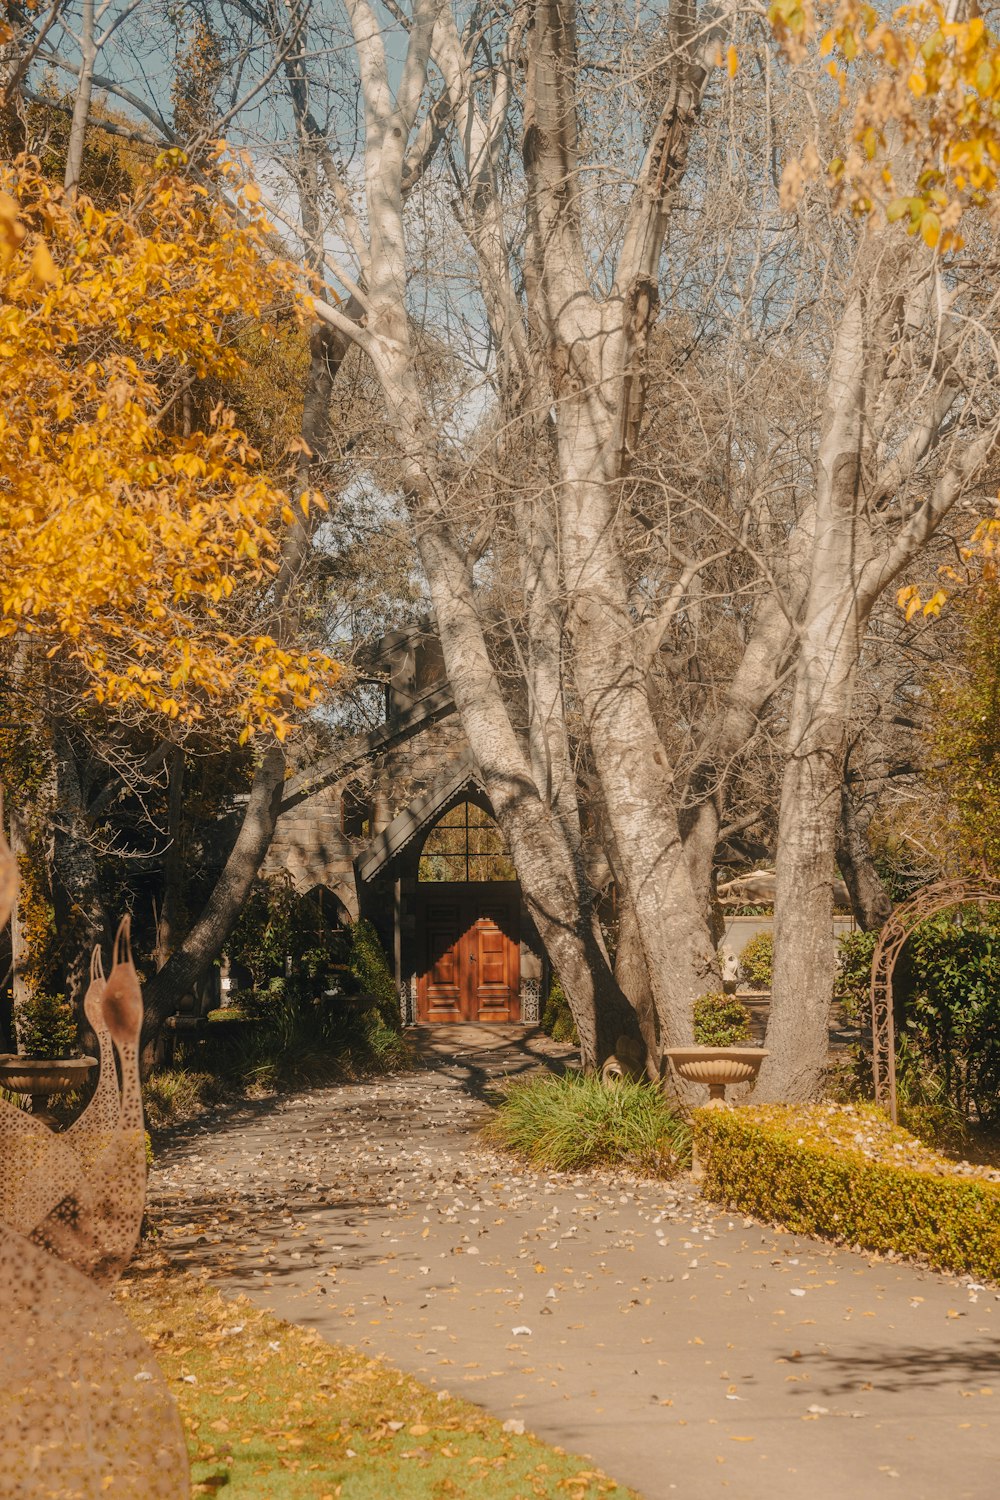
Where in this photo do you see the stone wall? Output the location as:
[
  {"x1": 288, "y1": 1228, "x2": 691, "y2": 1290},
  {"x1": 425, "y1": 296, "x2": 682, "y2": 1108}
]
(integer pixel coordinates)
[{"x1": 264, "y1": 709, "x2": 468, "y2": 911}]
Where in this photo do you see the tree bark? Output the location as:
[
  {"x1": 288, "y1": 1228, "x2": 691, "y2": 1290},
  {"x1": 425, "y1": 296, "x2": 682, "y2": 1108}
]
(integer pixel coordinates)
[
  {"x1": 558, "y1": 473, "x2": 717, "y2": 1055},
  {"x1": 756, "y1": 293, "x2": 867, "y2": 1102},
  {"x1": 335, "y1": 0, "x2": 643, "y2": 1064},
  {"x1": 612, "y1": 895, "x2": 661, "y2": 1079},
  {"x1": 519, "y1": 0, "x2": 721, "y2": 1061},
  {"x1": 141, "y1": 742, "x2": 285, "y2": 1051},
  {"x1": 63, "y1": 0, "x2": 96, "y2": 194},
  {"x1": 155, "y1": 746, "x2": 185, "y2": 968},
  {"x1": 755, "y1": 251, "x2": 990, "y2": 1098},
  {"x1": 756, "y1": 656, "x2": 854, "y2": 1101},
  {"x1": 835, "y1": 779, "x2": 893, "y2": 931},
  {"x1": 50, "y1": 729, "x2": 107, "y2": 1011},
  {"x1": 415, "y1": 510, "x2": 627, "y2": 1069}
]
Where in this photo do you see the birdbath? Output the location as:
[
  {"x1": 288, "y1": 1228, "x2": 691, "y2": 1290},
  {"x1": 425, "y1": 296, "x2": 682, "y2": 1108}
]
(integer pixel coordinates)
[
  {"x1": 0, "y1": 1054, "x2": 97, "y2": 1127},
  {"x1": 665, "y1": 1046, "x2": 768, "y2": 1108}
]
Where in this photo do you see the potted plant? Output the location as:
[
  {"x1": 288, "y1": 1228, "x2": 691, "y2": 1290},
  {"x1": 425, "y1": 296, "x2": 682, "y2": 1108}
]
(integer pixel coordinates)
[
  {"x1": 0, "y1": 990, "x2": 96, "y2": 1123},
  {"x1": 665, "y1": 991, "x2": 768, "y2": 1107}
]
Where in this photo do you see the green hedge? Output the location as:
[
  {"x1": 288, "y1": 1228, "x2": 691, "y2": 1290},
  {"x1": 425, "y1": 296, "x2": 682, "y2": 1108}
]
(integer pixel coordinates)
[
  {"x1": 693, "y1": 991, "x2": 751, "y2": 1046},
  {"x1": 693, "y1": 1103, "x2": 1000, "y2": 1282}
]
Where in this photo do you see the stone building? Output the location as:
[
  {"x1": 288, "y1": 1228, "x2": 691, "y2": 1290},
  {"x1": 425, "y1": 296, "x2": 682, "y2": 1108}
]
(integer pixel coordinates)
[{"x1": 263, "y1": 624, "x2": 544, "y2": 1024}]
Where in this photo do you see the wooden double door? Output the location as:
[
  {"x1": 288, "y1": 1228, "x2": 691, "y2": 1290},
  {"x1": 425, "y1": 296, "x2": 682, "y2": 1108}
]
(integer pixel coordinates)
[{"x1": 416, "y1": 884, "x2": 520, "y2": 1023}]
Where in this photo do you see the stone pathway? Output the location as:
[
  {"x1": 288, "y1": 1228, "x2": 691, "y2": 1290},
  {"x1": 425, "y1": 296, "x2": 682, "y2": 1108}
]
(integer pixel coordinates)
[{"x1": 149, "y1": 1027, "x2": 999, "y2": 1500}]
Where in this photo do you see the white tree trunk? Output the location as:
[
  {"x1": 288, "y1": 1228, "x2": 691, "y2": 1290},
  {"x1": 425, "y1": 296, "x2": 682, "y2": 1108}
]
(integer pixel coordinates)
[
  {"x1": 416, "y1": 495, "x2": 631, "y2": 1067},
  {"x1": 756, "y1": 293, "x2": 866, "y2": 1100},
  {"x1": 519, "y1": 0, "x2": 722, "y2": 1057},
  {"x1": 756, "y1": 624, "x2": 859, "y2": 1099},
  {"x1": 558, "y1": 453, "x2": 717, "y2": 1054},
  {"x1": 64, "y1": 0, "x2": 96, "y2": 194}
]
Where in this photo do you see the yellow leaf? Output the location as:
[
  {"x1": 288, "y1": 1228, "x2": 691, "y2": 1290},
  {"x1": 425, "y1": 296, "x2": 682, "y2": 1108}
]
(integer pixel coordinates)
[
  {"x1": 0, "y1": 156, "x2": 341, "y2": 737},
  {"x1": 727, "y1": 45, "x2": 739, "y2": 78},
  {"x1": 920, "y1": 210, "x2": 941, "y2": 248},
  {"x1": 31, "y1": 241, "x2": 57, "y2": 284}
]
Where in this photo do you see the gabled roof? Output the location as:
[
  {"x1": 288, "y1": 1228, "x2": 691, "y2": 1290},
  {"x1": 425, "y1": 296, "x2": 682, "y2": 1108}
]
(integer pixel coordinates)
[
  {"x1": 279, "y1": 685, "x2": 455, "y2": 812},
  {"x1": 354, "y1": 751, "x2": 485, "y2": 883}
]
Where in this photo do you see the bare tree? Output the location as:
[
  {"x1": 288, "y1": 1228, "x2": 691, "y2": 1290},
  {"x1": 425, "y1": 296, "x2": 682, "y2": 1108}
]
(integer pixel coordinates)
[
  {"x1": 758, "y1": 226, "x2": 1000, "y2": 1097},
  {"x1": 13, "y1": 0, "x2": 1000, "y2": 1094}
]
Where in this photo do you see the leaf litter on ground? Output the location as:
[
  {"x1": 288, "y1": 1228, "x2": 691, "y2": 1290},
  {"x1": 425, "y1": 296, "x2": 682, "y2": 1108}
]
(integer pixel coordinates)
[{"x1": 118, "y1": 1267, "x2": 640, "y2": 1499}]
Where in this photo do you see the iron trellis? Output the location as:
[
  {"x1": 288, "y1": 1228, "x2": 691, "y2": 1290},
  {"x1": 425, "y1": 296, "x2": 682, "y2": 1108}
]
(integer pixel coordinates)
[{"x1": 870, "y1": 877, "x2": 1000, "y2": 1123}]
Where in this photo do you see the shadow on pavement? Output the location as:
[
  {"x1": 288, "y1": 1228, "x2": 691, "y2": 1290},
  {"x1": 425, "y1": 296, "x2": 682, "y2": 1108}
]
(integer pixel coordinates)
[
  {"x1": 407, "y1": 1023, "x2": 578, "y2": 1103},
  {"x1": 798, "y1": 1338, "x2": 1000, "y2": 1396}
]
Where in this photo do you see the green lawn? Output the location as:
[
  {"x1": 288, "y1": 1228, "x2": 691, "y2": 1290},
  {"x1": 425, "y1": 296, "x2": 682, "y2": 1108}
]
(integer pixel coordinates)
[{"x1": 119, "y1": 1271, "x2": 639, "y2": 1499}]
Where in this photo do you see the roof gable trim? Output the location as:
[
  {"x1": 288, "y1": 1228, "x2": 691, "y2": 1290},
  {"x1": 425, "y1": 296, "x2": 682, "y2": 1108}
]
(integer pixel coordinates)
[{"x1": 354, "y1": 752, "x2": 485, "y2": 882}]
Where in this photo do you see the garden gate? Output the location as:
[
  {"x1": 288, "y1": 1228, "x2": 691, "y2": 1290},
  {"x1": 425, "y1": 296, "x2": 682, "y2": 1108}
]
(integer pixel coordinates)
[{"x1": 870, "y1": 877, "x2": 1000, "y2": 1124}]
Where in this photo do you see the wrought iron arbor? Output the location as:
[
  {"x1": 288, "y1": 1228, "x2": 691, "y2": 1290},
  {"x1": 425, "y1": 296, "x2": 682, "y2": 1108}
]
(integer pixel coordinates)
[{"x1": 870, "y1": 878, "x2": 1000, "y2": 1123}]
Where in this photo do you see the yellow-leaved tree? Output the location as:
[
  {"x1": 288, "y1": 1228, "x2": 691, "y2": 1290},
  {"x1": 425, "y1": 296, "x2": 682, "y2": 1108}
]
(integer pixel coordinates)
[
  {"x1": 0, "y1": 153, "x2": 339, "y2": 741},
  {"x1": 771, "y1": 0, "x2": 1000, "y2": 247},
  {"x1": 0, "y1": 148, "x2": 350, "y2": 1048}
]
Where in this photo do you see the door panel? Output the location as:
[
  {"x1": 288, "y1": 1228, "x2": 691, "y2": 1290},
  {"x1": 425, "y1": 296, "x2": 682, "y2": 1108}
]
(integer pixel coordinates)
[
  {"x1": 470, "y1": 912, "x2": 519, "y2": 1021},
  {"x1": 416, "y1": 886, "x2": 520, "y2": 1022},
  {"x1": 421, "y1": 898, "x2": 466, "y2": 1021}
]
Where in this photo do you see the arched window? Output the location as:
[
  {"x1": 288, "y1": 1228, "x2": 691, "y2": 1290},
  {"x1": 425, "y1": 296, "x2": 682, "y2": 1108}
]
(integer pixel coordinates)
[
  {"x1": 418, "y1": 800, "x2": 517, "y2": 882},
  {"x1": 297, "y1": 885, "x2": 350, "y2": 939}
]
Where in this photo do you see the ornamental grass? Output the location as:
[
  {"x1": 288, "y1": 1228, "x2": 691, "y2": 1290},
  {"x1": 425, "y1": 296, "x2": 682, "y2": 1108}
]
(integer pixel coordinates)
[{"x1": 484, "y1": 1071, "x2": 691, "y2": 1177}]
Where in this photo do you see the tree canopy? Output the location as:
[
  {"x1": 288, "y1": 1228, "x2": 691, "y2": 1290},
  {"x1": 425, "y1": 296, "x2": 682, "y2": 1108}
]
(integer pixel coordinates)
[{"x1": 0, "y1": 153, "x2": 339, "y2": 739}]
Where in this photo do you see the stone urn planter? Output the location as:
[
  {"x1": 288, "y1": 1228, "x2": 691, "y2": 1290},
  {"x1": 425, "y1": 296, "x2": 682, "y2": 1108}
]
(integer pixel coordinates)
[
  {"x1": 665, "y1": 1046, "x2": 768, "y2": 1108},
  {"x1": 0, "y1": 1054, "x2": 97, "y2": 1126}
]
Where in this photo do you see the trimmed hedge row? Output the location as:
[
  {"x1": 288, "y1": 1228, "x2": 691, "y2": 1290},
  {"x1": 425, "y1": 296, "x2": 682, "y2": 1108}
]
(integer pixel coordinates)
[{"x1": 693, "y1": 1104, "x2": 1000, "y2": 1282}]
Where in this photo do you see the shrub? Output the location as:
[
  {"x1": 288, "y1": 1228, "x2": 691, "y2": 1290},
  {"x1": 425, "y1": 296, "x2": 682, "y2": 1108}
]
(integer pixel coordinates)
[
  {"x1": 15, "y1": 991, "x2": 78, "y2": 1058},
  {"x1": 227, "y1": 874, "x2": 351, "y2": 990},
  {"x1": 833, "y1": 928, "x2": 878, "y2": 1020},
  {"x1": 346, "y1": 918, "x2": 402, "y2": 1032},
  {"x1": 142, "y1": 1069, "x2": 229, "y2": 1130},
  {"x1": 737, "y1": 930, "x2": 773, "y2": 989},
  {"x1": 894, "y1": 1031, "x2": 969, "y2": 1153},
  {"x1": 540, "y1": 975, "x2": 579, "y2": 1045},
  {"x1": 484, "y1": 1071, "x2": 691, "y2": 1176},
  {"x1": 144, "y1": 921, "x2": 410, "y2": 1130},
  {"x1": 226, "y1": 875, "x2": 299, "y2": 988},
  {"x1": 693, "y1": 1102, "x2": 1000, "y2": 1282},
  {"x1": 903, "y1": 909, "x2": 1000, "y2": 1125},
  {"x1": 692, "y1": 991, "x2": 751, "y2": 1047},
  {"x1": 835, "y1": 911, "x2": 1000, "y2": 1127},
  {"x1": 227, "y1": 975, "x2": 409, "y2": 1092}
]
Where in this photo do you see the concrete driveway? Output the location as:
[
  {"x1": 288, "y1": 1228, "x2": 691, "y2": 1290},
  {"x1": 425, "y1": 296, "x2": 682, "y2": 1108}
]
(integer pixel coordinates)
[{"x1": 149, "y1": 1027, "x2": 999, "y2": 1499}]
